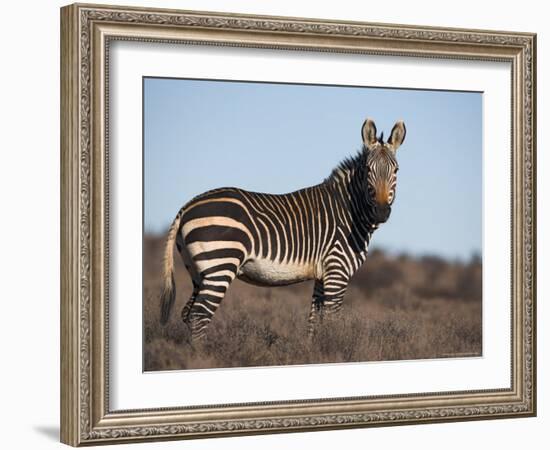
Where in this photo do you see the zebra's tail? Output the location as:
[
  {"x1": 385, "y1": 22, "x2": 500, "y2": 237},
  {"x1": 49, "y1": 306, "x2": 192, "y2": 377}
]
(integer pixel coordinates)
[{"x1": 160, "y1": 208, "x2": 184, "y2": 325}]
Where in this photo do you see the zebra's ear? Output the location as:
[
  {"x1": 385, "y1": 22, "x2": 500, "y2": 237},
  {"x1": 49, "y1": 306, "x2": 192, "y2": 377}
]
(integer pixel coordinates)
[
  {"x1": 388, "y1": 120, "x2": 406, "y2": 151},
  {"x1": 361, "y1": 118, "x2": 378, "y2": 149}
]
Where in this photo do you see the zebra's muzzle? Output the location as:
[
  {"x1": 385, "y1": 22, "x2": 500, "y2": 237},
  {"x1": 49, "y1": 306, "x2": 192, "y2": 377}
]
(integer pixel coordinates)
[{"x1": 373, "y1": 204, "x2": 391, "y2": 223}]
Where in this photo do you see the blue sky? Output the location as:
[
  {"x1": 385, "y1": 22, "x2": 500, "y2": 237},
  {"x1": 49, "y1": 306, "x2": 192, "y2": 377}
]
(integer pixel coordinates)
[{"x1": 144, "y1": 78, "x2": 482, "y2": 261}]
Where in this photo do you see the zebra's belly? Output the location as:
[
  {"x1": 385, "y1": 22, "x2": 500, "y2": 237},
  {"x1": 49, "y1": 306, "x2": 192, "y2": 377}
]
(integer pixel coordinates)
[{"x1": 238, "y1": 259, "x2": 315, "y2": 287}]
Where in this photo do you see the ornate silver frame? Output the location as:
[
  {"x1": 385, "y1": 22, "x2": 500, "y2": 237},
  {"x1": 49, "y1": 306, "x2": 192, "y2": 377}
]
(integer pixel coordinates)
[{"x1": 60, "y1": 3, "x2": 536, "y2": 446}]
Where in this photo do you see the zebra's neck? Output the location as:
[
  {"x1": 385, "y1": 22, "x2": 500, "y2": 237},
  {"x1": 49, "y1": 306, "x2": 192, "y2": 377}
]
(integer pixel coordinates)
[{"x1": 322, "y1": 151, "x2": 377, "y2": 256}]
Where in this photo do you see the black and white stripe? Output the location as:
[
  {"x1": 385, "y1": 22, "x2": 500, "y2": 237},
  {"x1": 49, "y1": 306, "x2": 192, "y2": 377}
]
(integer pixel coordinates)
[{"x1": 159, "y1": 118, "x2": 407, "y2": 340}]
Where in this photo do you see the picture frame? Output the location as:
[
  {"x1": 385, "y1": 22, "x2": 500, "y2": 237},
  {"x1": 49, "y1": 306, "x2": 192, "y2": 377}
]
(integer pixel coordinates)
[{"x1": 60, "y1": 2, "x2": 536, "y2": 446}]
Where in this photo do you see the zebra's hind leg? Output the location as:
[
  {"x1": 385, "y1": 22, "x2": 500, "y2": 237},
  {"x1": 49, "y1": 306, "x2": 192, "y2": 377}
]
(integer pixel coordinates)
[
  {"x1": 187, "y1": 272, "x2": 236, "y2": 341},
  {"x1": 181, "y1": 280, "x2": 199, "y2": 325},
  {"x1": 307, "y1": 280, "x2": 325, "y2": 338}
]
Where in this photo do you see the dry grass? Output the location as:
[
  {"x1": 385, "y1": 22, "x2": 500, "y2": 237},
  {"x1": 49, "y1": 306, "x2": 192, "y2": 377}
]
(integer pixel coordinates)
[{"x1": 143, "y1": 235, "x2": 482, "y2": 371}]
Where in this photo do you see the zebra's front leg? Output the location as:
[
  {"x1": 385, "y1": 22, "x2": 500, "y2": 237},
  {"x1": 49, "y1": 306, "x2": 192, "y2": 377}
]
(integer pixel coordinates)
[
  {"x1": 307, "y1": 279, "x2": 324, "y2": 338},
  {"x1": 318, "y1": 268, "x2": 350, "y2": 324},
  {"x1": 186, "y1": 273, "x2": 235, "y2": 341}
]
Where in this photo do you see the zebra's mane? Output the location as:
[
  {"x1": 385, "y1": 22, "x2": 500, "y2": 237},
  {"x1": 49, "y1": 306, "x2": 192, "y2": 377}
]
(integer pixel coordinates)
[{"x1": 325, "y1": 146, "x2": 367, "y2": 184}]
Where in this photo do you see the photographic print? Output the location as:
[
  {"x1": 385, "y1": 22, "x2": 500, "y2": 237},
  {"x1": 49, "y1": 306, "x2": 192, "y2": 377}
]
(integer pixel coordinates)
[{"x1": 143, "y1": 78, "x2": 482, "y2": 371}]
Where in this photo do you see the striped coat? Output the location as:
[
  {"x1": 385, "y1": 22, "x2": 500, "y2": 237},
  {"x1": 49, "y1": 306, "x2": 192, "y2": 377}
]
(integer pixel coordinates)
[{"x1": 160, "y1": 118, "x2": 406, "y2": 340}]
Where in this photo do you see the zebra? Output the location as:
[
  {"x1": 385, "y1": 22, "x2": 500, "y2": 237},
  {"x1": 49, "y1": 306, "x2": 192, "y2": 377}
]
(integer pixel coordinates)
[{"x1": 159, "y1": 118, "x2": 406, "y2": 340}]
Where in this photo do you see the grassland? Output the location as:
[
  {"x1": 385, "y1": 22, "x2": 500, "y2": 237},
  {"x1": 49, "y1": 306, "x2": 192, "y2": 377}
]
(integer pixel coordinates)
[{"x1": 143, "y1": 235, "x2": 482, "y2": 371}]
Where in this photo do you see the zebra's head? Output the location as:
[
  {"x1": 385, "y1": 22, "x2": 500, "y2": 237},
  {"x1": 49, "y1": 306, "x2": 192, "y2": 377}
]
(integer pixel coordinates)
[{"x1": 361, "y1": 118, "x2": 407, "y2": 224}]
